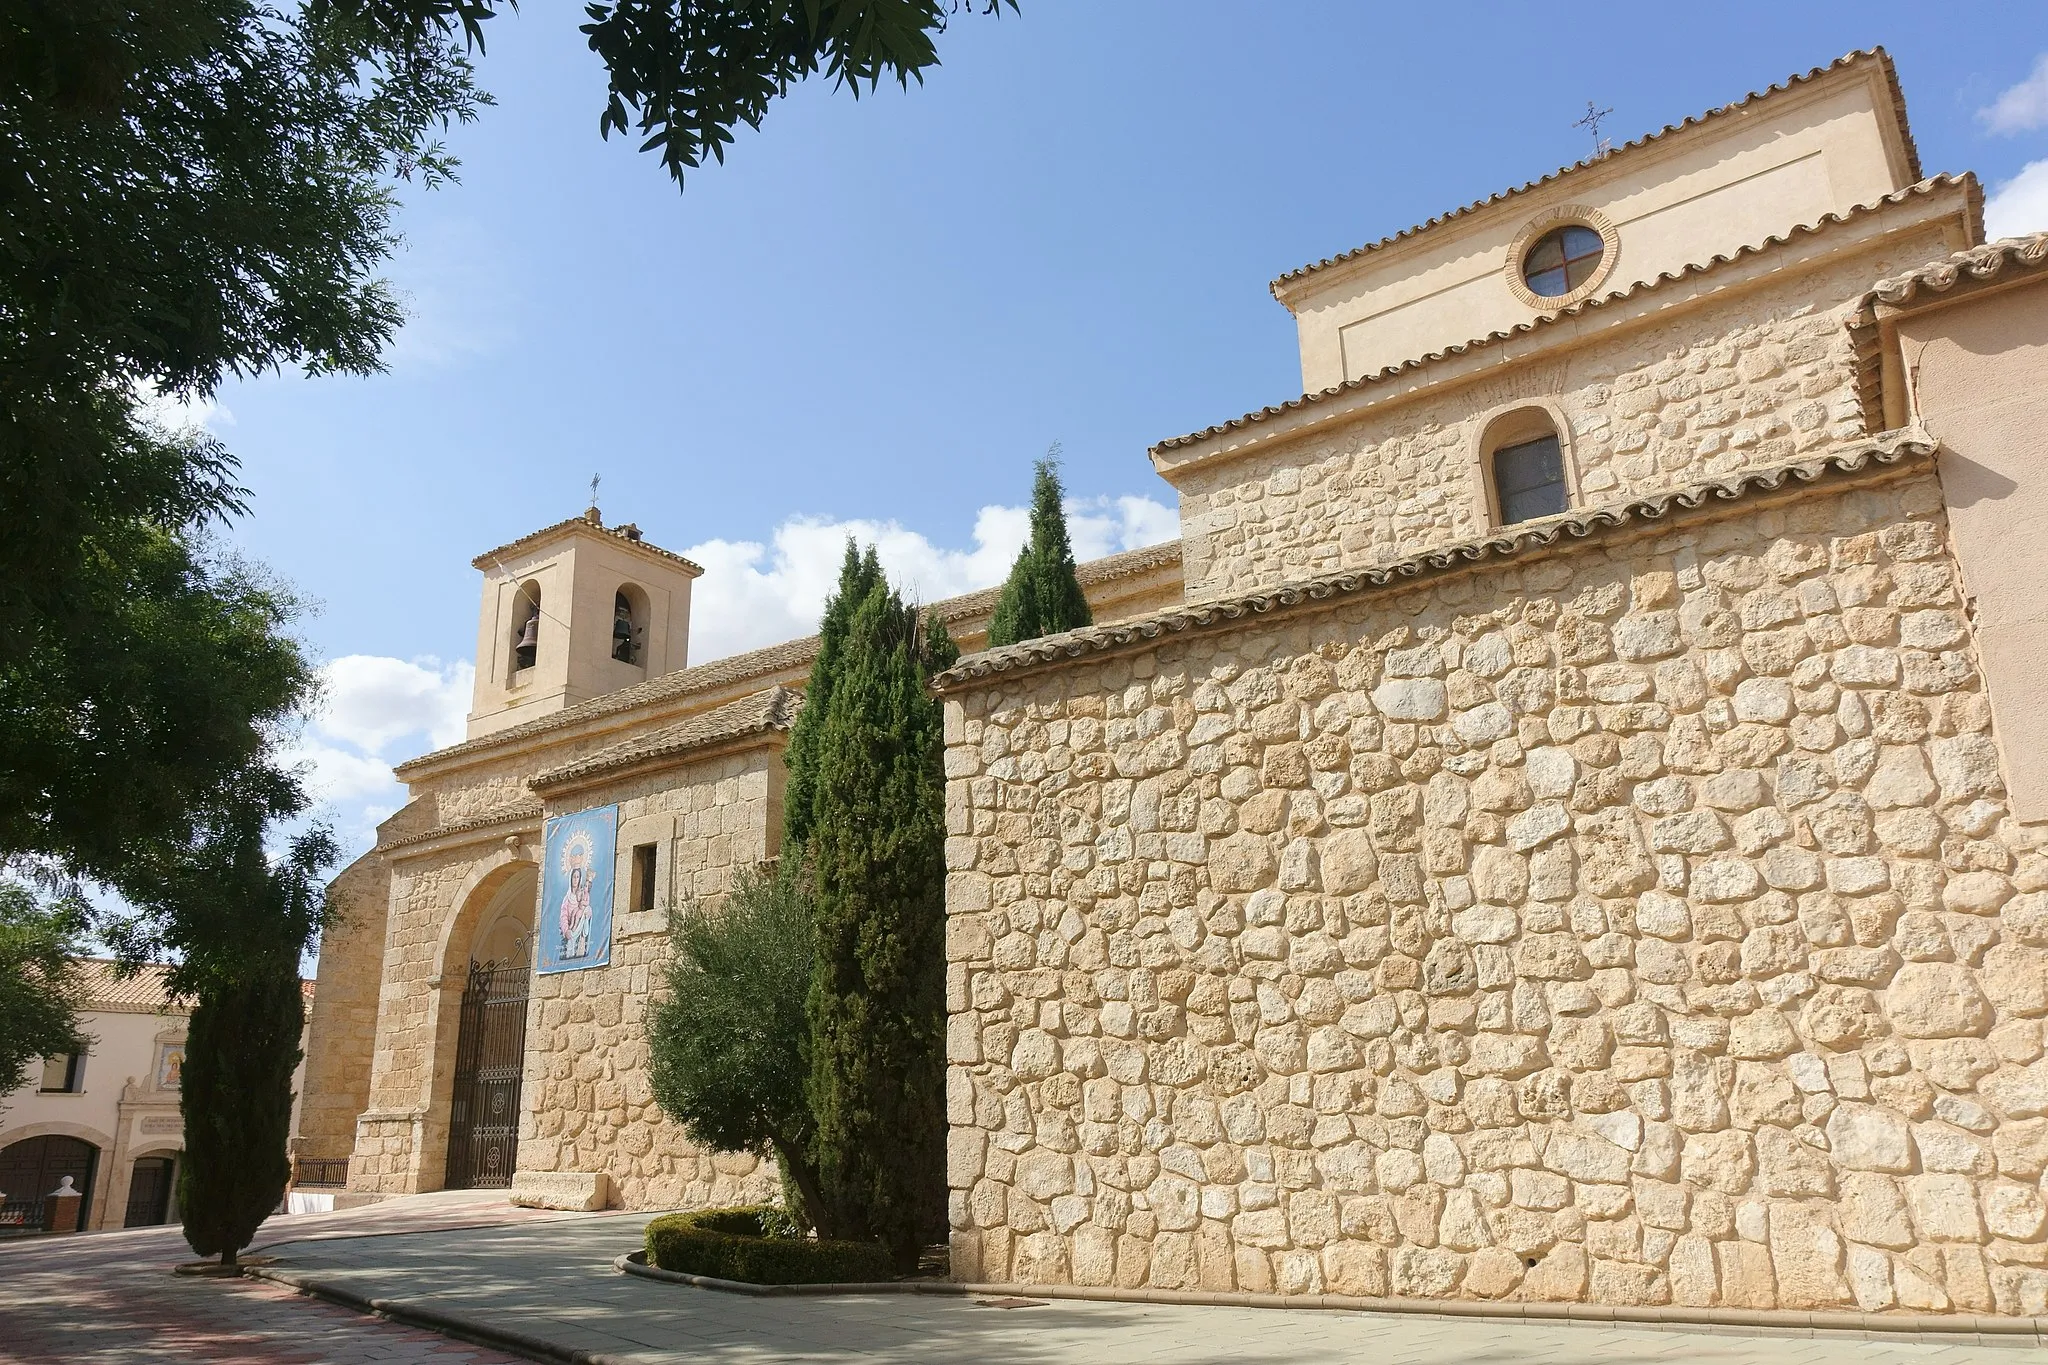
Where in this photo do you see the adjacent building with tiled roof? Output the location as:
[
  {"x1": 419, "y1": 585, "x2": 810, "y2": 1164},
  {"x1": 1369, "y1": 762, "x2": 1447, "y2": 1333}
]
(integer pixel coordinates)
[
  {"x1": 3, "y1": 959, "x2": 313, "y2": 1233},
  {"x1": 304, "y1": 47, "x2": 2048, "y2": 1322}
]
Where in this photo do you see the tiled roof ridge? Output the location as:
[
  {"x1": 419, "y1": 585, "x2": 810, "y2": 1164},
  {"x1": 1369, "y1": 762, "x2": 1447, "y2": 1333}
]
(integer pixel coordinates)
[
  {"x1": 1156, "y1": 174, "x2": 1975, "y2": 459},
  {"x1": 935, "y1": 431, "x2": 1933, "y2": 692},
  {"x1": 1272, "y1": 49, "x2": 1918, "y2": 293},
  {"x1": 397, "y1": 540, "x2": 1183, "y2": 776},
  {"x1": 470, "y1": 515, "x2": 705, "y2": 576},
  {"x1": 381, "y1": 798, "x2": 544, "y2": 851},
  {"x1": 1863, "y1": 231, "x2": 2048, "y2": 308},
  {"x1": 68, "y1": 957, "x2": 182, "y2": 1013},
  {"x1": 531, "y1": 685, "x2": 799, "y2": 790}
]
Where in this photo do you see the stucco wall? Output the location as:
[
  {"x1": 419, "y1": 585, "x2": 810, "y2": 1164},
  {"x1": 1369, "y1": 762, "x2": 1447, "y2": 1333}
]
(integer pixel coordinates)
[
  {"x1": 941, "y1": 472, "x2": 2048, "y2": 1315},
  {"x1": 1174, "y1": 227, "x2": 1952, "y2": 601},
  {"x1": 1898, "y1": 273, "x2": 2048, "y2": 826}
]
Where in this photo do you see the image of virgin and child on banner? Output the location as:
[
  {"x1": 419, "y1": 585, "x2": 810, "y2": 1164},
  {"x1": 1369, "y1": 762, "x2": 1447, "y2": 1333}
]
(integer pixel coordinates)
[{"x1": 538, "y1": 805, "x2": 616, "y2": 975}]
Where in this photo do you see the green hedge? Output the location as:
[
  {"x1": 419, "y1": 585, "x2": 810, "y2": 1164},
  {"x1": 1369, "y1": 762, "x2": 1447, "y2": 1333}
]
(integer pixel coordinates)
[{"x1": 644, "y1": 1205, "x2": 894, "y2": 1285}]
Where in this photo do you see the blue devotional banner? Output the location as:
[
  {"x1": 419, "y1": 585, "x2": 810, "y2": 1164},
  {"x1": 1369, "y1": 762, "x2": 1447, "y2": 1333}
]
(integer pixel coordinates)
[{"x1": 538, "y1": 805, "x2": 617, "y2": 975}]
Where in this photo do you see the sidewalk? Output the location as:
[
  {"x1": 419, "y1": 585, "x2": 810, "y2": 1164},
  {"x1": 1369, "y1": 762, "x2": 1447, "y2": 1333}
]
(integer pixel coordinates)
[
  {"x1": 3, "y1": 1194, "x2": 2037, "y2": 1364},
  {"x1": 252, "y1": 1214, "x2": 2034, "y2": 1365},
  {"x1": 0, "y1": 1189, "x2": 579, "y2": 1364}
]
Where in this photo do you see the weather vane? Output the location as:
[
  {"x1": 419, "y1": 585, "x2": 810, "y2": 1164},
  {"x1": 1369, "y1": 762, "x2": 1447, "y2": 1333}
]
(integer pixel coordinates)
[
  {"x1": 588, "y1": 472, "x2": 601, "y2": 515},
  {"x1": 1574, "y1": 100, "x2": 1615, "y2": 158}
]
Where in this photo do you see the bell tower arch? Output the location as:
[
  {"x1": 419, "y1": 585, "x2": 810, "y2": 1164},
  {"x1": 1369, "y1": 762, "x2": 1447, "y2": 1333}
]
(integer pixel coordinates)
[{"x1": 465, "y1": 507, "x2": 703, "y2": 738}]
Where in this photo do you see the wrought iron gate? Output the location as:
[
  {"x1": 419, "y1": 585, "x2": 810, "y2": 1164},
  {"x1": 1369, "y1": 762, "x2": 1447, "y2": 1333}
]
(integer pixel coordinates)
[{"x1": 444, "y1": 948, "x2": 531, "y2": 1190}]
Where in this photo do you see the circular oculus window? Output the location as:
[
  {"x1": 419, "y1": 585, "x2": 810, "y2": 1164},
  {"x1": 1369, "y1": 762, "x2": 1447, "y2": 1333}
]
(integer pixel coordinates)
[
  {"x1": 1503, "y1": 207, "x2": 1618, "y2": 309},
  {"x1": 1522, "y1": 225, "x2": 1605, "y2": 298}
]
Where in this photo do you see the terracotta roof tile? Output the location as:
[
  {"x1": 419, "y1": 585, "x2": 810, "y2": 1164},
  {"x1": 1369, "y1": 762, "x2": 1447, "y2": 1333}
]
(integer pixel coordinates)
[
  {"x1": 936, "y1": 431, "x2": 1934, "y2": 693},
  {"x1": 71, "y1": 958, "x2": 182, "y2": 1013},
  {"x1": 65, "y1": 959, "x2": 313, "y2": 1012},
  {"x1": 1156, "y1": 176, "x2": 1977, "y2": 460},
  {"x1": 1271, "y1": 49, "x2": 1920, "y2": 294},
  {"x1": 398, "y1": 540, "x2": 1181, "y2": 777},
  {"x1": 1846, "y1": 233, "x2": 2048, "y2": 431},
  {"x1": 382, "y1": 798, "x2": 544, "y2": 851},
  {"x1": 470, "y1": 515, "x2": 704, "y2": 576},
  {"x1": 531, "y1": 686, "x2": 799, "y2": 790},
  {"x1": 1864, "y1": 231, "x2": 2048, "y2": 308}
]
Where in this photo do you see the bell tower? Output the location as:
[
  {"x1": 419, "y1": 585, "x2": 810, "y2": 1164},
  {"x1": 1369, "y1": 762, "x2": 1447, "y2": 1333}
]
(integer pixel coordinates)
[{"x1": 465, "y1": 506, "x2": 702, "y2": 739}]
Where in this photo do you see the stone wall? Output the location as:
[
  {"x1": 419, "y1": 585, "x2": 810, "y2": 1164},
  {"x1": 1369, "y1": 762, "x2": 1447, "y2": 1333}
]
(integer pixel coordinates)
[
  {"x1": 1173, "y1": 225, "x2": 1953, "y2": 600},
  {"x1": 941, "y1": 470, "x2": 2048, "y2": 1314},
  {"x1": 297, "y1": 852, "x2": 390, "y2": 1164},
  {"x1": 516, "y1": 745, "x2": 785, "y2": 1209},
  {"x1": 347, "y1": 844, "x2": 519, "y2": 1195}
]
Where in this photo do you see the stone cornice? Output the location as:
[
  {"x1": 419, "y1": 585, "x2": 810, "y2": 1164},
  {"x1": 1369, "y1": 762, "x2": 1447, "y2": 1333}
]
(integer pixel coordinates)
[
  {"x1": 381, "y1": 800, "x2": 543, "y2": 856},
  {"x1": 933, "y1": 432, "x2": 1935, "y2": 695}
]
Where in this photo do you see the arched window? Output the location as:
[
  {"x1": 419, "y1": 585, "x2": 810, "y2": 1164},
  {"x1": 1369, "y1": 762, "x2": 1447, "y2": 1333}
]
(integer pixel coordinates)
[
  {"x1": 1480, "y1": 408, "x2": 1573, "y2": 526},
  {"x1": 1493, "y1": 436, "x2": 1569, "y2": 525},
  {"x1": 611, "y1": 586, "x2": 646, "y2": 665},
  {"x1": 511, "y1": 584, "x2": 541, "y2": 675}
]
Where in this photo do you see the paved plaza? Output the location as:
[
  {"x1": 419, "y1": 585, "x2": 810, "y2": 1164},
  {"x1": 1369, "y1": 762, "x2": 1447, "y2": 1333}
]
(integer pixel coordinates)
[{"x1": 1, "y1": 1190, "x2": 2039, "y2": 1364}]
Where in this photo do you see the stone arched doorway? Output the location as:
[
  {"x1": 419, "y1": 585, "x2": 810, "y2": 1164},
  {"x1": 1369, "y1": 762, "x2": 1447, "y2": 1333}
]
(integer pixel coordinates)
[
  {"x1": 442, "y1": 864, "x2": 537, "y2": 1190},
  {"x1": 0, "y1": 1135, "x2": 98, "y2": 1232}
]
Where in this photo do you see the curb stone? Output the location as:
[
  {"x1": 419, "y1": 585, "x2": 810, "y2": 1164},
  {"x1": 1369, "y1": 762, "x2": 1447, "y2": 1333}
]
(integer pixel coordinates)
[
  {"x1": 616, "y1": 1249, "x2": 2048, "y2": 1341},
  {"x1": 246, "y1": 1264, "x2": 629, "y2": 1365}
]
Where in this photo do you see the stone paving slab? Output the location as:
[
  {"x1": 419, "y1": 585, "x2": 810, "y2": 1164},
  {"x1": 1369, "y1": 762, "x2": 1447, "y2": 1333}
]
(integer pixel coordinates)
[
  {"x1": 257, "y1": 1215, "x2": 2041, "y2": 1364},
  {"x1": 0, "y1": 1190, "x2": 573, "y2": 1364}
]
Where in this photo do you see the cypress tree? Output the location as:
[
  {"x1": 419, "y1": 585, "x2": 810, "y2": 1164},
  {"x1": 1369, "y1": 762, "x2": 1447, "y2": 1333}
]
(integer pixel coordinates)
[
  {"x1": 157, "y1": 824, "x2": 331, "y2": 1268},
  {"x1": 986, "y1": 453, "x2": 1092, "y2": 648},
  {"x1": 178, "y1": 948, "x2": 303, "y2": 1266},
  {"x1": 783, "y1": 540, "x2": 883, "y2": 849},
  {"x1": 803, "y1": 576, "x2": 955, "y2": 1270}
]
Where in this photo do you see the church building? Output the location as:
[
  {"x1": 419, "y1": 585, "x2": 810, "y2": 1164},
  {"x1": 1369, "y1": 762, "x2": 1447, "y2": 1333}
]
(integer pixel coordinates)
[{"x1": 304, "y1": 49, "x2": 2048, "y2": 1315}]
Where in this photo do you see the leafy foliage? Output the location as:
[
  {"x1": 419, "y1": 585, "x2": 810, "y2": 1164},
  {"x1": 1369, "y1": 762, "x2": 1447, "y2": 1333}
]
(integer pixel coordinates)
[
  {"x1": 338, "y1": 0, "x2": 1014, "y2": 186},
  {"x1": 644, "y1": 1205, "x2": 893, "y2": 1284},
  {"x1": 646, "y1": 862, "x2": 832, "y2": 1234},
  {"x1": 985, "y1": 452, "x2": 1092, "y2": 648},
  {"x1": 800, "y1": 573, "x2": 955, "y2": 1271},
  {"x1": 0, "y1": 2, "x2": 480, "y2": 898},
  {"x1": 0, "y1": 884, "x2": 87, "y2": 1102}
]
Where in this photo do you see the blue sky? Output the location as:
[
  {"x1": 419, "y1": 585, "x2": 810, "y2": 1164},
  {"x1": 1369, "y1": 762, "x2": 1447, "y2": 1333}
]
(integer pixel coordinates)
[{"x1": 191, "y1": 2, "x2": 2048, "y2": 854}]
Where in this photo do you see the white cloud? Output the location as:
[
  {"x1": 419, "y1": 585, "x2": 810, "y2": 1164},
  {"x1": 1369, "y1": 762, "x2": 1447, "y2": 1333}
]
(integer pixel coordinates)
[
  {"x1": 1981, "y1": 54, "x2": 2048, "y2": 135},
  {"x1": 287, "y1": 655, "x2": 473, "y2": 853},
  {"x1": 315, "y1": 654, "x2": 473, "y2": 753},
  {"x1": 683, "y1": 493, "x2": 1177, "y2": 662},
  {"x1": 289, "y1": 493, "x2": 1176, "y2": 855},
  {"x1": 1986, "y1": 159, "x2": 2048, "y2": 239},
  {"x1": 134, "y1": 382, "x2": 235, "y2": 437}
]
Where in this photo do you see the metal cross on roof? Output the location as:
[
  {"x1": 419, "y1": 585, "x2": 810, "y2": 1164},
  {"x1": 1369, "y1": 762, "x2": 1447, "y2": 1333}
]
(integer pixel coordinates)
[
  {"x1": 588, "y1": 472, "x2": 601, "y2": 512},
  {"x1": 1574, "y1": 100, "x2": 1616, "y2": 158}
]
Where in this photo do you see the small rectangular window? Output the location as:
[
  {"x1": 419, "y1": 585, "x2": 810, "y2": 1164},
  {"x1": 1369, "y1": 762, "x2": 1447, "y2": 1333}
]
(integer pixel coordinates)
[
  {"x1": 630, "y1": 843, "x2": 658, "y2": 913},
  {"x1": 1493, "y1": 435, "x2": 1570, "y2": 525},
  {"x1": 39, "y1": 1052, "x2": 83, "y2": 1093}
]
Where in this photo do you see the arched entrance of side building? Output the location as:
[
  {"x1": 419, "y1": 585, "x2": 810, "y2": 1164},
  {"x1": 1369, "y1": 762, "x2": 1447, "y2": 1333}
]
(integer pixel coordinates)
[
  {"x1": 0, "y1": 1134, "x2": 99, "y2": 1233},
  {"x1": 441, "y1": 863, "x2": 537, "y2": 1190}
]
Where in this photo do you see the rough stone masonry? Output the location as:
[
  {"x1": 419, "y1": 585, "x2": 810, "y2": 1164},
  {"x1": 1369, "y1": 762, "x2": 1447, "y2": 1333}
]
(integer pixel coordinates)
[{"x1": 939, "y1": 465, "x2": 2048, "y2": 1316}]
